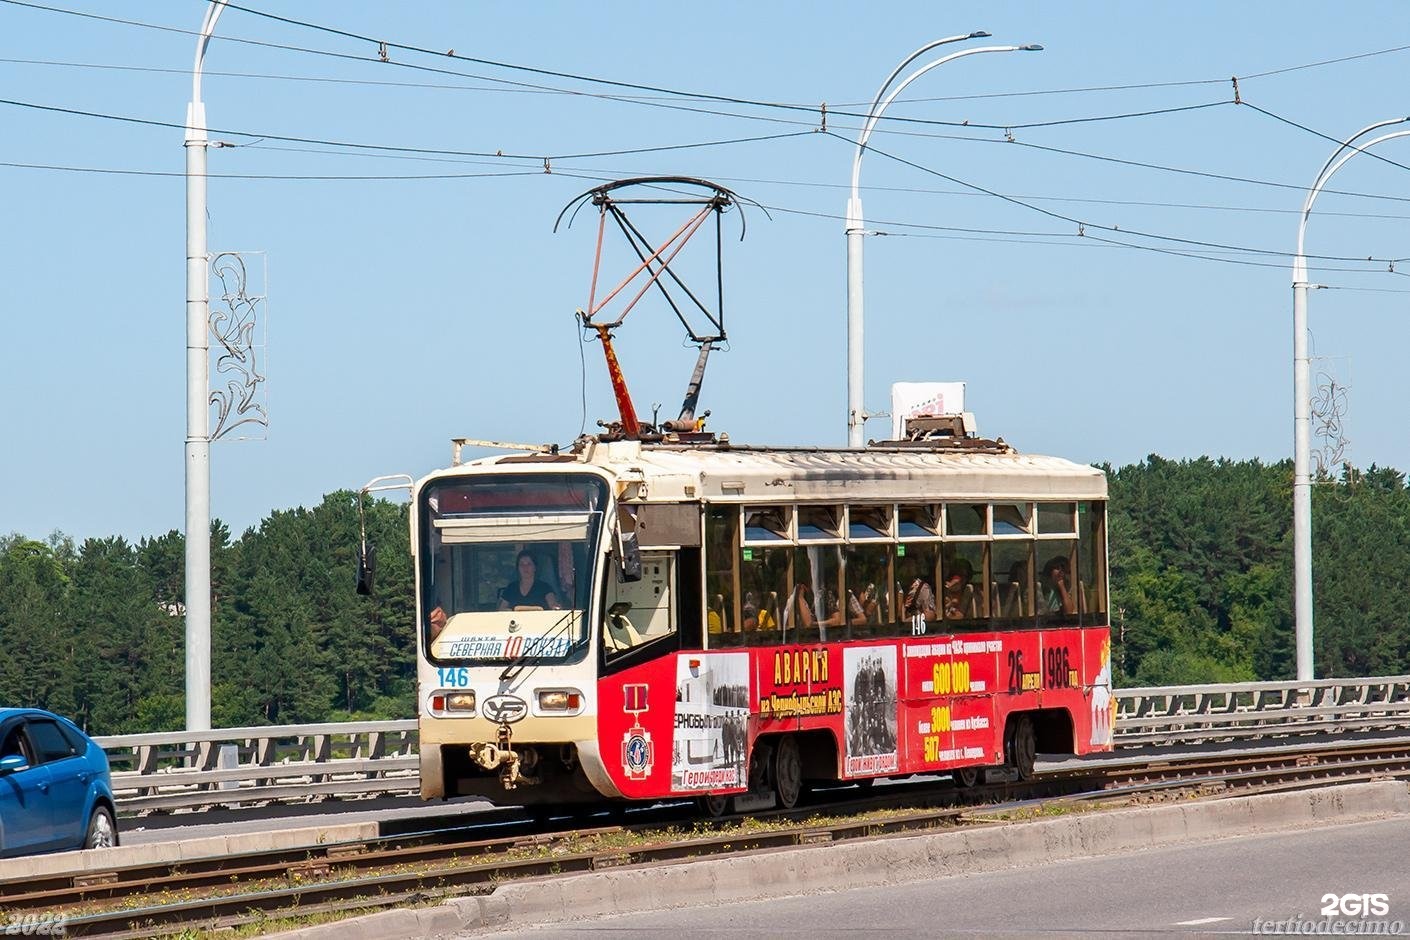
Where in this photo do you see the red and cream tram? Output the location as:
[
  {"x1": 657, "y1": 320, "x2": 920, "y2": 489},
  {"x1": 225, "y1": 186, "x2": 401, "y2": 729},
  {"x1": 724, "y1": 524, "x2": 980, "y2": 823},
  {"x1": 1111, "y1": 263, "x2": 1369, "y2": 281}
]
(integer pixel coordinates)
[{"x1": 404, "y1": 428, "x2": 1113, "y2": 812}]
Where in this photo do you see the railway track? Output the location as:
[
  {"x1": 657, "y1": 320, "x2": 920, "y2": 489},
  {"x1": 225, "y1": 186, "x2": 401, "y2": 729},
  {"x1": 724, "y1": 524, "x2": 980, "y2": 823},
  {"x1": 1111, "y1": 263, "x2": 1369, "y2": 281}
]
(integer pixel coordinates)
[{"x1": 7, "y1": 736, "x2": 1410, "y2": 938}]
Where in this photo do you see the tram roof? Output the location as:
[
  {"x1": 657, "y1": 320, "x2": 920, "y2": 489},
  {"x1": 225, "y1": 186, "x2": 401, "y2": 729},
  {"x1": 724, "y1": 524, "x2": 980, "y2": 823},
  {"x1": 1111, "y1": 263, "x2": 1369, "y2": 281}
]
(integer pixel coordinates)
[{"x1": 562, "y1": 441, "x2": 1107, "y2": 502}]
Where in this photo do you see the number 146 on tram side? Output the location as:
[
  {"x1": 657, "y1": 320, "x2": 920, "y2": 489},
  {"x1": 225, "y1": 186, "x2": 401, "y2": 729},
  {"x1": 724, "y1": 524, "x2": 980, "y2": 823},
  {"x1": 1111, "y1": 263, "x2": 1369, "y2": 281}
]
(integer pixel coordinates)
[{"x1": 383, "y1": 429, "x2": 1114, "y2": 813}]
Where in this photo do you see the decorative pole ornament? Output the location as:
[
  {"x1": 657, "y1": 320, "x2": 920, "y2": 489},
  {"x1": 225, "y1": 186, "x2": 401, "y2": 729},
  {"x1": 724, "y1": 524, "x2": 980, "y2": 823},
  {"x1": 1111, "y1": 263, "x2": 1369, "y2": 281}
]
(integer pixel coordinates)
[{"x1": 209, "y1": 252, "x2": 269, "y2": 442}]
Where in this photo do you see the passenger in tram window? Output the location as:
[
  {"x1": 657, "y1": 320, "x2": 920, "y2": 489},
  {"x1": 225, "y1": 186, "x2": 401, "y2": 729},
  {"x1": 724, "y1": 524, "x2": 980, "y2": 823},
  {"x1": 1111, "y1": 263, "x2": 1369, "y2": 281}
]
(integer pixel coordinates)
[
  {"x1": 742, "y1": 591, "x2": 759, "y2": 630},
  {"x1": 783, "y1": 581, "x2": 816, "y2": 630},
  {"x1": 708, "y1": 594, "x2": 727, "y2": 634},
  {"x1": 901, "y1": 572, "x2": 936, "y2": 622},
  {"x1": 428, "y1": 604, "x2": 449, "y2": 642},
  {"x1": 850, "y1": 584, "x2": 878, "y2": 625},
  {"x1": 1040, "y1": 555, "x2": 1077, "y2": 615},
  {"x1": 819, "y1": 588, "x2": 852, "y2": 629},
  {"x1": 758, "y1": 593, "x2": 778, "y2": 630},
  {"x1": 498, "y1": 550, "x2": 562, "y2": 611},
  {"x1": 942, "y1": 558, "x2": 973, "y2": 620}
]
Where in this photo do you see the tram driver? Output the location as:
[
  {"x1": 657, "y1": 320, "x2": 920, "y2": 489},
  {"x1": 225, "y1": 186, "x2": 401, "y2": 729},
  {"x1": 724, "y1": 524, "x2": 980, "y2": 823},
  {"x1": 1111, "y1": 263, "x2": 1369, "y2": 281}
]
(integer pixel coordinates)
[{"x1": 499, "y1": 549, "x2": 562, "y2": 611}]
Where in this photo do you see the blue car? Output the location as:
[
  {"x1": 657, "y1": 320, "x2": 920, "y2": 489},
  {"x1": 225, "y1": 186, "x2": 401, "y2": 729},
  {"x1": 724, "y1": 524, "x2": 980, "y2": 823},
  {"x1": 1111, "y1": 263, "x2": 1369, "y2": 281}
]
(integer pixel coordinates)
[{"x1": 0, "y1": 708, "x2": 118, "y2": 856}]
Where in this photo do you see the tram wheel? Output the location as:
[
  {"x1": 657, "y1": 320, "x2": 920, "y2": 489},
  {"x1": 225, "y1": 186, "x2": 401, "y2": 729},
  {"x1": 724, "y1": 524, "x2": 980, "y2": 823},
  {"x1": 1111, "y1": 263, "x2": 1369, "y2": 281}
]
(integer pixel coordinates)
[
  {"x1": 1006, "y1": 715, "x2": 1037, "y2": 781},
  {"x1": 954, "y1": 767, "x2": 982, "y2": 788},
  {"x1": 699, "y1": 794, "x2": 732, "y2": 818},
  {"x1": 773, "y1": 735, "x2": 803, "y2": 810}
]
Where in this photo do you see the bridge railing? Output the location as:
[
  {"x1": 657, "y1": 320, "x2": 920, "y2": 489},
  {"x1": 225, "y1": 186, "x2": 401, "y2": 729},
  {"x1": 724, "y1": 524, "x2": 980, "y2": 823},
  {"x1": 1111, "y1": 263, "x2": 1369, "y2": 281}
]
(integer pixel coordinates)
[
  {"x1": 96, "y1": 675, "x2": 1410, "y2": 812},
  {"x1": 95, "y1": 719, "x2": 419, "y2": 813},
  {"x1": 1113, "y1": 674, "x2": 1410, "y2": 746}
]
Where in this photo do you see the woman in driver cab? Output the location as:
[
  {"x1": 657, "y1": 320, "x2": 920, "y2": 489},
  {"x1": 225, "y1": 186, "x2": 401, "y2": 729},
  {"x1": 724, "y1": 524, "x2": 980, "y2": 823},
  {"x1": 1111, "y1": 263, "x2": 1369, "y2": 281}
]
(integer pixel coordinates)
[{"x1": 499, "y1": 550, "x2": 562, "y2": 610}]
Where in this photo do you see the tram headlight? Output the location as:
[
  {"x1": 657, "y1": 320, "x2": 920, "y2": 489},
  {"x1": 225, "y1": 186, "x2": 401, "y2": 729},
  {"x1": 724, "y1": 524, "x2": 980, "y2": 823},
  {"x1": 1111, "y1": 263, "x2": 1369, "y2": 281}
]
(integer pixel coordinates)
[
  {"x1": 445, "y1": 691, "x2": 477, "y2": 712},
  {"x1": 536, "y1": 689, "x2": 583, "y2": 713}
]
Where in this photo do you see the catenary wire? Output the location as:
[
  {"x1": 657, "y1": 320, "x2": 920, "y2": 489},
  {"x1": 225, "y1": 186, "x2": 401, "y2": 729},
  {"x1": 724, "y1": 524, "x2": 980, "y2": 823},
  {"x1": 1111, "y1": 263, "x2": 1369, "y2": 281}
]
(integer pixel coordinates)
[
  {"x1": 209, "y1": 1, "x2": 1238, "y2": 130},
  {"x1": 229, "y1": 140, "x2": 1410, "y2": 222},
  {"x1": 0, "y1": 159, "x2": 549, "y2": 180},
  {"x1": 828, "y1": 131, "x2": 1410, "y2": 264},
  {"x1": 0, "y1": 96, "x2": 817, "y2": 162},
  {"x1": 1241, "y1": 102, "x2": 1410, "y2": 174},
  {"x1": 0, "y1": 0, "x2": 1380, "y2": 135}
]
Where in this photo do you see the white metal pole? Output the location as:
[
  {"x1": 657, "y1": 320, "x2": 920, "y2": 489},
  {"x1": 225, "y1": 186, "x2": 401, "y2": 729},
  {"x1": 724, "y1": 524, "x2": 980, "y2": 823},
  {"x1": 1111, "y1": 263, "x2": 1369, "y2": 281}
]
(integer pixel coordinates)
[
  {"x1": 846, "y1": 195, "x2": 865, "y2": 446},
  {"x1": 185, "y1": 0, "x2": 228, "y2": 732},
  {"x1": 1291, "y1": 268, "x2": 1312, "y2": 681},
  {"x1": 1291, "y1": 118, "x2": 1410, "y2": 682},
  {"x1": 845, "y1": 38, "x2": 1041, "y2": 446}
]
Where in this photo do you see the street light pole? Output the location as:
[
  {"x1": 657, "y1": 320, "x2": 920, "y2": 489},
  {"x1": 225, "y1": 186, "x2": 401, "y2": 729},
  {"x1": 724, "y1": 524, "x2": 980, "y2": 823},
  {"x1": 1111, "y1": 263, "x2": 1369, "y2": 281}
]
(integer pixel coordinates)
[
  {"x1": 1291, "y1": 116, "x2": 1410, "y2": 681},
  {"x1": 185, "y1": 0, "x2": 230, "y2": 732},
  {"x1": 846, "y1": 35, "x2": 1042, "y2": 446}
]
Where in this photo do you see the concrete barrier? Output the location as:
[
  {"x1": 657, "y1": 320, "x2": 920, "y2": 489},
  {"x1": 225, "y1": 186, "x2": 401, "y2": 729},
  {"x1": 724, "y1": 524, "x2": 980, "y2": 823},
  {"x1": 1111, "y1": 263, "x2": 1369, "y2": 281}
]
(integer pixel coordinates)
[
  {"x1": 0, "y1": 820, "x2": 380, "y2": 883},
  {"x1": 268, "y1": 781, "x2": 1410, "y2": 939}
]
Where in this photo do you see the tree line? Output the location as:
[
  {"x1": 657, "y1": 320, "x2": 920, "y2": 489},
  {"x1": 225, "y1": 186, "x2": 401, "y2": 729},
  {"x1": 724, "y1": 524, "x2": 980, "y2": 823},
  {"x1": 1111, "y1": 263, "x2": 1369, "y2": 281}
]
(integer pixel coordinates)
[
  {"x1": 0, "y1": 458, "x2": 1404, "y2": 733},
  {"x1": 0, "y1": 493, "x2": 412, "y2": 734}
]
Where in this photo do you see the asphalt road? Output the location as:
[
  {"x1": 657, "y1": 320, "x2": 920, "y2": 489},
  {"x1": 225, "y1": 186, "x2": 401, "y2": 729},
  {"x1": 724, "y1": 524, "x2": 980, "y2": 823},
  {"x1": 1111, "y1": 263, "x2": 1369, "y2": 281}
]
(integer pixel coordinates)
[{"x1": 472, "y1": 815, "x2": 1410, "y2": 938}]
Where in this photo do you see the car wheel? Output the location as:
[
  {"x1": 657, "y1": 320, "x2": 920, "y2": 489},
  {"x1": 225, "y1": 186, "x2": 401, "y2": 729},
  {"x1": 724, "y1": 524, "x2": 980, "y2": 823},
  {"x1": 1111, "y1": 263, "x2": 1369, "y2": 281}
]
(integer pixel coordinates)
[{"x1": 84, "y1": 806, "x2": 117, "y2": 850}]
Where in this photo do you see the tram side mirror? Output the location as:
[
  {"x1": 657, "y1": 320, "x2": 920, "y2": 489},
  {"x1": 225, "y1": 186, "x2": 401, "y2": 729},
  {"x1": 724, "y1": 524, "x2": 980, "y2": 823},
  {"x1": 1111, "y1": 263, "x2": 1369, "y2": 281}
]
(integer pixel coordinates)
[
  {"x1": 356, "y1": 540, "x2": 377, "y2": 595},
  {"x1": 615, "y1": 506, "x2": 642, "y2": 583}
]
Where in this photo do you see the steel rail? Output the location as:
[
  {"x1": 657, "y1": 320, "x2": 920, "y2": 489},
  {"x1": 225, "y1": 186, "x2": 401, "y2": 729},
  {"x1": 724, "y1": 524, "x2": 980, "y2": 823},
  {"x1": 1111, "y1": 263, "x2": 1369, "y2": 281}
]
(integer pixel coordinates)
[{"x1": 15, "y1": 735, "x2": 1410, "y2": 937}]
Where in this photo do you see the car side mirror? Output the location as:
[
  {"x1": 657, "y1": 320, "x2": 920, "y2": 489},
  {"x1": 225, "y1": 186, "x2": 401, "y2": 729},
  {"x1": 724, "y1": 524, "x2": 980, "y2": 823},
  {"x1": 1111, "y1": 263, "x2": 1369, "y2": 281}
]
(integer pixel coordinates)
[
  {"x1": 356, "y1": 540, "x2": 376, "y2": 596},
  {"x1": 0, "y1": 754, "x2": 29, "y2": 775}
]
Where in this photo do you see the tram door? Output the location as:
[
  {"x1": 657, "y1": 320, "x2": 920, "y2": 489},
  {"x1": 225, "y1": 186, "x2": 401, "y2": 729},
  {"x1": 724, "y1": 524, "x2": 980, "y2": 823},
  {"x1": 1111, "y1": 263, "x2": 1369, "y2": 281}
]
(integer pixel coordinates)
[{"x1": 604, "y1": 552, "x2": 676, "y2": 653}]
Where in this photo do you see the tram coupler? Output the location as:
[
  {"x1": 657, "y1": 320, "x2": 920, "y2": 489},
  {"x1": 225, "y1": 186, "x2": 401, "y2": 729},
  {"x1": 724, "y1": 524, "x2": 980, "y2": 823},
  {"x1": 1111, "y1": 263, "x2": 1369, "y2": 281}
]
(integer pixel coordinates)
[{"x1": 469, "y1": 723, "x2": 539, "y2": 790}]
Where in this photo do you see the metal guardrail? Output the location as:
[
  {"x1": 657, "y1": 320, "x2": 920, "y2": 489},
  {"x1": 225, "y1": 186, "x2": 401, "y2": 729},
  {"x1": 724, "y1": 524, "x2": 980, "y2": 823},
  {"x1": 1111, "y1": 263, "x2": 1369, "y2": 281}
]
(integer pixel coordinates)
[
  {"x1": 95, "y1": 675, "x2": 1410, "y2": 813},
  {"x1": 1114, "y1": 674, "x2": 1410, "y2": 747},
  {"x1": 96, "y1": 719, "x2": 419, "y2": 813}
]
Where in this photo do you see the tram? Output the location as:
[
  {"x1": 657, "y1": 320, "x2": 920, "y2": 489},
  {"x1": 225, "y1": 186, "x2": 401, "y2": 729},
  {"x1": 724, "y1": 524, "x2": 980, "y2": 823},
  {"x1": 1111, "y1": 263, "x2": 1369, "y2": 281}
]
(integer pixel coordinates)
[
  {"x1": 357, "y1": 178, "x2": 1114, "y2": 812},
  {"x1": 377, "y1": 423, "x2": 1113, "y2": 811}
]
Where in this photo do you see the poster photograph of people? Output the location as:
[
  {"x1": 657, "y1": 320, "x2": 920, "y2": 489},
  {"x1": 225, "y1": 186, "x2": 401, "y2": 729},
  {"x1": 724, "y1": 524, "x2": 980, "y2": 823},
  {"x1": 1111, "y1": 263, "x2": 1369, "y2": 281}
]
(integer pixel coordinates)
[
  {"x1": 844, "y1": 646, "x2": 899, "y2": 776},
  {"x1": 672, "y1": 652, "x2": 750, "y2": 791}
]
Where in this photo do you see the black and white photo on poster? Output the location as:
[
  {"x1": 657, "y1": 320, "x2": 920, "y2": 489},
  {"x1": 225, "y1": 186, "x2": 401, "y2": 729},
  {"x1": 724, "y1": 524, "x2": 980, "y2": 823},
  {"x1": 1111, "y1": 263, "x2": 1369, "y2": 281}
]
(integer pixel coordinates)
[
  {"x1": 672, "y1": 652, "x2": 750, "y2": 791},
  {"x1": 843, "y1": 645, "x2": 898, "y2": 776}
]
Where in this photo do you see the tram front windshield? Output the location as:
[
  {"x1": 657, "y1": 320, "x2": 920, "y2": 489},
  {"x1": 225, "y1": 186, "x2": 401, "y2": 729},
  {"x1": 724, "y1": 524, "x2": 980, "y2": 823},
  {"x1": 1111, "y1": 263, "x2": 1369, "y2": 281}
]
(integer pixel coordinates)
[{"x1": 420, "y1": 474, "x2": 606, "y2": 664}]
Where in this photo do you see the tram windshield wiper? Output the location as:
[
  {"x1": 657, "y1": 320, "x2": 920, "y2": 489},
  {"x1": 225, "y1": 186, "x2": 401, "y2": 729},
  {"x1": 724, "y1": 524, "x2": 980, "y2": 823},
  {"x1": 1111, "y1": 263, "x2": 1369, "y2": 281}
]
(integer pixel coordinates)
[{"x1": 499, "y1": 609, "x2": 580, "y2": 682}]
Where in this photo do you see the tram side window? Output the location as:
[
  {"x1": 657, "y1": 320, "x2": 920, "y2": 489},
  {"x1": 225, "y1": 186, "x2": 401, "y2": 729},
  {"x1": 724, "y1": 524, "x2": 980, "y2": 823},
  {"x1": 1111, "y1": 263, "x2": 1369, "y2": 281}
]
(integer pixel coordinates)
[
  {"x1": 1037, "y1": 502, "x2": 1077, "y2": 535},
  {"x1": 787, "y1": 544, "x2": 843, "y2": 643},
  {"x1": 604, "y1": 552, "x2": 679, "y2": 659},
  {"x1": 992, "y1": 502, "x2": 1031, "y2": 536},
  {"x1": 1078, "y1": 502, "x2": 1109, "y2": 625},
  {"x1": 941, "y1": 543, "x2": 987, "y2": 623},
  {"x1": 844, "y1": 544, "x2": 891, "y2": 638},
  {"x1": 895, "y1": 543, "x2": 939, "y2": 631},
  {"x1": 705, "y1": 507, "x2": 740, "y2": 646},
  {"x1": 740, "y1": 546, "x2": 788, "y2": 646},
  {"x1": 897, "y1": 505, "x2": 940, "y2": 539},
  {"x1": 1036, "y1": 540, "x2": 1079, "y2": 625},
  {"x1": 946, "y1": 503, "x2": 987, "y2": 536},
  {"x1": 991, "y1": 541, "x2": 1035, "y2": 626}
]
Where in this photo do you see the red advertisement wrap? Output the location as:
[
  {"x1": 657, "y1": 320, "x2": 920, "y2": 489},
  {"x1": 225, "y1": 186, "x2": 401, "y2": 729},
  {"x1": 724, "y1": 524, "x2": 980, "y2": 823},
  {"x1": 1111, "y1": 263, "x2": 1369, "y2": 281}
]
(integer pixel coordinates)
[{"x1": 596, "y1": 626, "x2": 1113, "y2": 800}]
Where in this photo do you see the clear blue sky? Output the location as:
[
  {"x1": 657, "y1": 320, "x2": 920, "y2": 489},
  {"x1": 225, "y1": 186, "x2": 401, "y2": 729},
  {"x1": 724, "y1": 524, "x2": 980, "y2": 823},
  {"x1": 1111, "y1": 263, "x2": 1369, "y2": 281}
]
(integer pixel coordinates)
[{"x1": 4, "y1": 1, "x2": 1409, "y2": 542}]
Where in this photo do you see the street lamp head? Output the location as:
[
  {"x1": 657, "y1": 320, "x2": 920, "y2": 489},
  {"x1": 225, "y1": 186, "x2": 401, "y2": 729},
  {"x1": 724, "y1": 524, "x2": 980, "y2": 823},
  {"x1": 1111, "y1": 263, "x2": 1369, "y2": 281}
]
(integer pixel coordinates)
[
  {"x1": 1020, "y1": 44, "x2": 1044, "y2": 51},
  {"x1": 968, "y1": 30, "x2": 992, "y2": 38}
]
